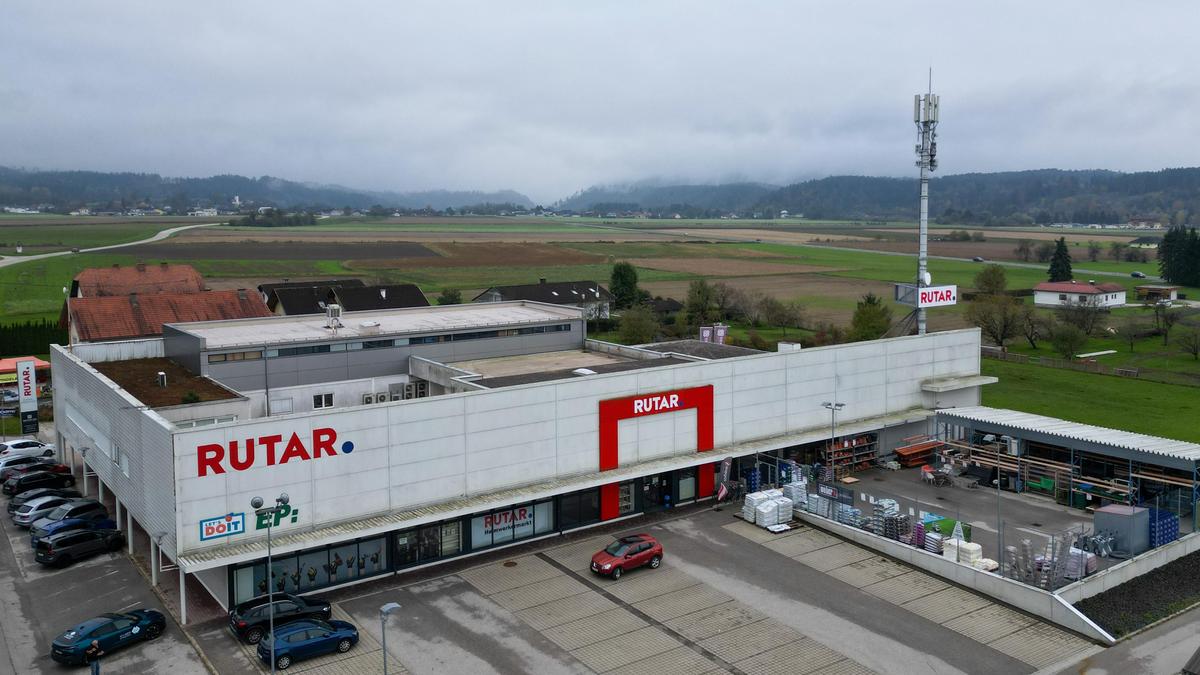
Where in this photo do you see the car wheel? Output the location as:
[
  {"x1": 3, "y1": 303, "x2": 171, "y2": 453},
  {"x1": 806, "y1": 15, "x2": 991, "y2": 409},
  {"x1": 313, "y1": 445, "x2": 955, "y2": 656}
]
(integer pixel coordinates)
[
  {"x1": 277, "y1": 655, "x2": 292, "y2": 670},
  {"x1": 146, "y1": 623, "x2": 162, "y2": 640},
  {"x1": 649, "y1": 555, "x2": 662, "y2": 569},
  {"x1": 611, "y1": 566, "x2": 622, "y2": 580},
  {"x1": 337, "y1": 638, "x2": 352, "y2": 653},
  {"x1": 64, "y1": 478, "x2": 75, "y2": 487},
  {"x1": 43, "y1": 450, "x2": 52, "y2": 457},
  {"x1": 245, "y1": 627, "x2": 264, "y2": 644}
]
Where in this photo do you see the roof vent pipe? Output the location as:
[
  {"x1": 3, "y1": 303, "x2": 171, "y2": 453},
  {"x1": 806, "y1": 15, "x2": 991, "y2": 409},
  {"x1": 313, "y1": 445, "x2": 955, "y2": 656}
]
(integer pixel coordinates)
[{"x1": 156, "y1": 371, "x2": 167, "y2": 388}]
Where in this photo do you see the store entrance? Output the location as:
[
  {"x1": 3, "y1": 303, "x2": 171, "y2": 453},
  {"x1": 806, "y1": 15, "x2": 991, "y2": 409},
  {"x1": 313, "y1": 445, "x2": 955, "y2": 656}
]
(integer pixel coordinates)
[{"x1": 642, "y1": 473, "x2": 673, "y2": 512}]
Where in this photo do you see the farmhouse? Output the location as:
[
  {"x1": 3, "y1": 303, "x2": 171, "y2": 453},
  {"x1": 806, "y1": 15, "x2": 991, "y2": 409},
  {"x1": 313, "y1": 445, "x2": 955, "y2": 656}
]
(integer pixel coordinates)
[
  {"x1": 1033, "y1": 280, "x2": 1127, "y2": 308},
  {"x1": 69, "y1": 262, "x2": 205, "y2": 297},
  {"x1": 49, "y1": 301, "x2": 989, "y2": 621},
  {"x1": 473, "y1": 278, "x2": 614, "y2": 319}
]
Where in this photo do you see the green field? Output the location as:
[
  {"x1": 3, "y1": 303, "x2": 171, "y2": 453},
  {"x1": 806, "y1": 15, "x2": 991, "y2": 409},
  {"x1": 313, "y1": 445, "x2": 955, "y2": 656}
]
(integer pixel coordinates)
[
  {"x1": 0, "y1": 219, "x2": 208, "y2": 255},
  {"x1": 981, "y1": 358, "x2": 1200, "y2": 442}
]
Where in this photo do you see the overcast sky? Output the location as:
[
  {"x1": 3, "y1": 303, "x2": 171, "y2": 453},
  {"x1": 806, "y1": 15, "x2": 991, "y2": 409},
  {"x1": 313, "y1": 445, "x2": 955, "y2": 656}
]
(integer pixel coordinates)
[{"x1": 3, "y1": 2, "x2": 1198, "y2": 203}]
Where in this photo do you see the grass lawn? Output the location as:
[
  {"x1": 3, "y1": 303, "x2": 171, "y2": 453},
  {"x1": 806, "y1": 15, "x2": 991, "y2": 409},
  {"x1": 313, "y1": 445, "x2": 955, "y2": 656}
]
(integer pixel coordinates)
[
  {"x1": 0, "y1": 220, "x2": 200, "y2": 256},
  {"x1": 0, "y1": 252, "x2": 138, "y2": 323},
  {"x1": 981, "y1": 358, "x2": 1200, "y2": 442}
]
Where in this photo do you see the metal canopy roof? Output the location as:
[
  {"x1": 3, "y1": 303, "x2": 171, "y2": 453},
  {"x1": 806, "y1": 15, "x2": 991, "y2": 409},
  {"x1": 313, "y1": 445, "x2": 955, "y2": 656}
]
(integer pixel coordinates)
[{"x1": 938, "y1": 406, "x2": 1200, "y2": 463}]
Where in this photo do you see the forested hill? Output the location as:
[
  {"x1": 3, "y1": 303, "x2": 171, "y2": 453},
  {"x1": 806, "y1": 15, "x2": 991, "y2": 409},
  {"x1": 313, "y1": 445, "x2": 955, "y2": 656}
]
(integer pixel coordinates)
[
  {"x1": 563, "y1": 168, "x2": 1200, "y2": 225},
  {"x1": 0, "y1": 167, "x2": 533, "y2": 211}
]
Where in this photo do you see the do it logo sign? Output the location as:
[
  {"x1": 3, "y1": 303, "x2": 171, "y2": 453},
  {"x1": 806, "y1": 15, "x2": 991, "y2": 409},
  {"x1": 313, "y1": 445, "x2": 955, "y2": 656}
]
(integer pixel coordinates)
[{"x1": 200, "y1": 513, "x2": 246, "y2": 541}]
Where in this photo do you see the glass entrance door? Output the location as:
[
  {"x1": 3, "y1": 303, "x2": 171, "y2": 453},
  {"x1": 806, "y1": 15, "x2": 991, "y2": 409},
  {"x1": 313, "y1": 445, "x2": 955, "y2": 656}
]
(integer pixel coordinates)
[{"x1": 642, "y1": 473, "x2": 673, "y2": 511}]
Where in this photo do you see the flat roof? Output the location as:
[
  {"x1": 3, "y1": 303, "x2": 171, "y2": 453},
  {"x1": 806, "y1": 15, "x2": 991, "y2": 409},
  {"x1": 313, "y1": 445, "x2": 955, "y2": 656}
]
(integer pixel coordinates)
[
  {"x1": 474, "y1": 355, "x2": 693, "y2": 388},
  {"x1": 91, "y1": 358, "x2": 241, "y2": 408},
  {"x1": 937, "y1": 406, "x2": 1200, "y2": 463},
  {"x1": 450, "y1": 350, "x2": 632, "y2": 379},
  {"x1": 167, "y1": 301, "x2": 582, "y2": 350},
  {"x1": 638, "y1": 339, "x2": 765, "y2": 360}
]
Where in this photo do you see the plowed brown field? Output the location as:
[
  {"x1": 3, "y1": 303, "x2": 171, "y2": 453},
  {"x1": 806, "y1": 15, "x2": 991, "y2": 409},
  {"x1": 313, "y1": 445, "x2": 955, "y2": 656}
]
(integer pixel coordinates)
[{"x1": 346, "y1": 242, "x2": 604, "y2": 269}]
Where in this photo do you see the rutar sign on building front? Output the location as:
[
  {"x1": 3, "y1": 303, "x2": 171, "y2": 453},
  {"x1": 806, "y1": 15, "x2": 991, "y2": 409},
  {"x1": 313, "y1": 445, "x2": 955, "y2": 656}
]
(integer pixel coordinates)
[{"x1": 16, "y1": 360, "x2": 38, "y2": 436}]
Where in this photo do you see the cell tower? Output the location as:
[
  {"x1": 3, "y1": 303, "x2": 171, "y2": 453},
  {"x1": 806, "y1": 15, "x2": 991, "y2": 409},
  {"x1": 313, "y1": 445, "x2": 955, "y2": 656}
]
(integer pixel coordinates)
[{"x1": 914, "y1": 88, "x2": 940, "y2": 335}]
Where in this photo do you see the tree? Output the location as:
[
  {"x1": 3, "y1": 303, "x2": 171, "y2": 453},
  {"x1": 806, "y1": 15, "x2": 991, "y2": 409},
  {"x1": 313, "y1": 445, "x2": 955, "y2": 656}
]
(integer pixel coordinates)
[
  {"x1": 684, "y1": 279, "x2": 718, "y2": 326},
  {"x1": 849, "y1": 293, "x2": 892, "y2": 341},
  {"x1": 618, "y1": 305, "x2": 660, "y2": 344},
  {"x1": 1047, "y1": 237, "x2": 1073, "y2": 282},
  {"x1": 966, "y1": 296, "x2": 1023, "y2": 348},
  {"x1": 973, "y1": 264, "x2": 1008, "y2": 296},
  {"x1": 1119, "y1": 315, "x2": 1140, "y2": 352},
  {"x1": 1108, "y1": 241, "x2": 1127, "y2": 262},
  {"x1": 437, "y1": 288, "x2": 462, "y2": 305},
  {"x1": 609, "y1": 262, "x2": 641, "y2": 309},
  {"x1": 760, "y1": 297, "x2": 805, "y2": 337},
  {"x1": 1050, "y1": 324, "x2": 1088, "y2": 360},
  {"x1": 1177, "y1": 328, "x2": 1200, "y2": 361},
  {"x1": 1035, "y1": 241, "x2": 1055, "y2": 263},
  {"x1": 1160, "y1": 308, "x2": 1179, "y2": 346},
  {"x1": 1019, "y1": 304, "x2": 1045, "y2": 349},
  {"x1": 1087, "y1": 241, "x2": 1102, "y2": 262},
  {"x1": 1058, "y1": 299, "x2": 1103, "y2": 335},
  {"x1": 1013, "y1": 239, "x2": 1033, "y2": 262}
]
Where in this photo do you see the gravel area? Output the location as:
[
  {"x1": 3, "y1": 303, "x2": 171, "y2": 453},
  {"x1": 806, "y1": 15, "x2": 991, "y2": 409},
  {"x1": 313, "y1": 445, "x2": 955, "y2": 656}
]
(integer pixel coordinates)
[{"x1": 1075, "y1": 549, "x2": 1200, "y2": 637}]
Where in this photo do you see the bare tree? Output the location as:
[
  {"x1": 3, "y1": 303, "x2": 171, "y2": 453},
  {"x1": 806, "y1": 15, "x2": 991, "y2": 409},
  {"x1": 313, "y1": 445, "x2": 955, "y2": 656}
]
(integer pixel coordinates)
[
  {"x1": 1013, "y1": 239, "x2": 1033, "y2": 262},
  {"x1": 1057, "y1": 298, "x2": 1103, "y2": 335},
  {"x1": 1019, "y1": 304, "x2": 1045, "y2": 349},
  {"x1": 1087, "y1": 241, "x2": 1102, "y2": 262},
  {"x1": 1119, "y1": 315, "x2": 1140, "y2": 352},
  {"x1": 1035, "y1": 241, "x2": 1056, "y2": 263},
  {"x1": 1160, "y1": 307, "x2": 1179, "y2": 345},
  {"x1": 1178, "y1": 328, "x2": 1200, "y2": 361},
  {"x1": 966, "y1": 296, "x2": 1023, "y2": 348}
]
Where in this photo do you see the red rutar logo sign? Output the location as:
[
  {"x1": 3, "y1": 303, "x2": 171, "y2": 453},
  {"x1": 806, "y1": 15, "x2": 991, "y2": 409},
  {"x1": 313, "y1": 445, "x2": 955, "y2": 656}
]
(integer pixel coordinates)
[
  {"x1": 917, "y1": 285, "x2": 957, "y2": 308},
  {"x1": 197, "y1": 428, "x2": 354, "y2": 477},
  {"x1": 598, "y1": 385, "x2": 714, "y2": 471}
]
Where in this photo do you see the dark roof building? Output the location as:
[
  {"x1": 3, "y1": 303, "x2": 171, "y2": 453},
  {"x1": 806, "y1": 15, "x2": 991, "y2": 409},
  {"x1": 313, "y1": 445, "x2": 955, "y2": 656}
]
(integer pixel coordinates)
[
  {"x1": 71, "y1": 262, "x2": 205, "y2": 297},
  {"x1": 649, "y1": 297, "x2": 684, "y2": 314},
  {"x1": 266, "y1": 282, "x2": 429, "y2": 315},
  {"x1": 257, "y1": 278, "x2": 364, "y2": 305},
  {"x1": 472, "y1": 279, "x2": 614, "y2": 319},
  {"x1": 66, "y1": 290, "x2": 272, "y2": 343}
]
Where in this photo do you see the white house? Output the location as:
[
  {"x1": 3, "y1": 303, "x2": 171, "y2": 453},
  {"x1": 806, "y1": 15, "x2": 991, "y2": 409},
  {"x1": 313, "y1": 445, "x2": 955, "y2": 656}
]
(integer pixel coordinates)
[{"x1": 1033, "y1": 280, "x2": 1127, "y2": 308}]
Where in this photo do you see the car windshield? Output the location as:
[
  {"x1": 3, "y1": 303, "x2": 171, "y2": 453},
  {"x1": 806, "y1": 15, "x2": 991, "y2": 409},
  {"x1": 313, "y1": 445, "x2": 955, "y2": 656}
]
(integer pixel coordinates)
[
  {"x1": 16, "y1": 505, "x2": 31, "y2": 514},
  {"x1": 46, "y1": 505, "x2": 71, "y2": 520},
  {"x1": 604, "y1": 541, "x2": 632, "y2": 556}
]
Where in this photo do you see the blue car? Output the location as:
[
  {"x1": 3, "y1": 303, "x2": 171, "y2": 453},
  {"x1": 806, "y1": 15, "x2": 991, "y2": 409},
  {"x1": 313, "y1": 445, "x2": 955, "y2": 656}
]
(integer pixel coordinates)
[
  {"x1": 256, "y1": 618, "x2": 358, "y2": 670},
  {"x1": 50, "y1": 609, "x2": 166, "y2": 665},
  {"x1": 31, "y1": 516, "x2": 116, "y2": 546}
]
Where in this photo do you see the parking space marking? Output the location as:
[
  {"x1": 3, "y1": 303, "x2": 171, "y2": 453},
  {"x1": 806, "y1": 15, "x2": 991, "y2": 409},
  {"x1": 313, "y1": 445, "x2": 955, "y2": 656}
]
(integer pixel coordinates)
[
  {"x1": 809, "y1": 658, "x2": 879, "y2": 675},
  {"x1": 543, "y1": 534, "x2": 616, "y2": 572},
  {"x1": 456, "y1": 554, "x2": 561, "y2": 595},
  {"x1": 604, "y1": 567, "x2": 699, "y2": 604},
  {"x1": 899, "y1": 585, "x2": 992, "y2": 624},
  {"x1": 633, "y1": 583, "x2": 732, "y2": 622},
  {"x1": 697, "y1": 617, "x2": 802, "y2": 663},
  {"x1": 570, "y1": 625, "x2": 683, "y2": 673},
  {"x1": 860, "y1": 570, "x2": 949, "y2": 605},
  {"x1": 721, "y1": 520, "x2": 780, "y2": 543},
  {"x1": 610, "y1": 645, "x2": 732, "y2": 675},
  {"x1": 987, "y1": 622, "x2": 1097, "y2": 669},
  {"x1": 761, "y1": 529, "x2": 842, "y2": 558},
  {"x1": 541, "y1": 606, "x2": 648, "y2": 651},
  {"x1": 823, "y1": 556, "x2": 910, "y2": 588},
  {"x1": 939, "y1": 603, "x2": 1037, "y2": 644},
  {"x1": 792, "y1": 542, "x2": 875, "y2": 572},
  {"x1": 513, "y1": 589, "x2": 618, "y2": 630},
  {"x1": 732, "y1": 637, "x2": 850, "y2": 675},
  {"x1": 664, "y1": 601, "x2": 767, "y2": 642},
  {"x1": 489, "y1": 573, "x2": 591, "y2": 612},
  {"x1": 238, "y1": 604, "x2": 408, "y2": 674}
]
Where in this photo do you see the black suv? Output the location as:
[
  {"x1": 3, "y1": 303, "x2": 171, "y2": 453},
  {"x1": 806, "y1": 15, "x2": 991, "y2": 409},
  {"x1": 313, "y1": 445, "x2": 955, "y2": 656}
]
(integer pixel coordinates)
[
  {"x1": 7, "y1": 487, "x2": 82, "y2": 514},
  {"x1": 34, "y1": 529, "x2": 124, "y2": 566},
  {"x1": 2, "y1": 470, "x2": 75, "y2": 496},
  {"x1": 229, "y1": 594, "x2": 332, "y2": 644}
]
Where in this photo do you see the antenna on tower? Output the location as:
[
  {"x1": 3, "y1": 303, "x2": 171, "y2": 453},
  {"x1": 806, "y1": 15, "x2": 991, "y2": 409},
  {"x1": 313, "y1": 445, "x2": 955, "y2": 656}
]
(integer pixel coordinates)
[{"x1": 913, "y1": 81, "x2": 940, "y2": 335}]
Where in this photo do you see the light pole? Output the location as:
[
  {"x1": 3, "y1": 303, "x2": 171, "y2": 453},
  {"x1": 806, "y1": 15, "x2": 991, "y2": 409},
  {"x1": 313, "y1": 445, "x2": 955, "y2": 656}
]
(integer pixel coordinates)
[
  {"x1": 252, "y1": 493, "x2": 289, "y2": 675},
  {"x1": 822, "y1": 402, "x2": 845, "y2": 455},
  {"x1": 380, "y1": 602, "x2": 402, "y2": 675}
]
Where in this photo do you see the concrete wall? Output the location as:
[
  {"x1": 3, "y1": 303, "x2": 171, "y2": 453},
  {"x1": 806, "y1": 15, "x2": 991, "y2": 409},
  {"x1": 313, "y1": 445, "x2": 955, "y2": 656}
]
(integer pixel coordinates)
[
  {"x1": 156, "y1": 397, "x2": 252, "y2": 426},
  {"x1": 51, "y1": 345, "x2": 181, "y2": 558},
  {"x1": 193, "y1": 566, "x2": 229, "y2": 611},
  {"x1": 1033, "y1": 290, "x2": 1126, "y2": 308},
  {"x1": 69, "y1": 338, "x2": 164, "y2": 363},
  {"x1": 793, "y1": 509, "x2": 1116, "y2": 645},
  {"x1": 169, "y1": 329, "x2": 984, "y2": 555},
  {"x1": 1056, "y1": 531, "x2": 1200, "y2": 604}
]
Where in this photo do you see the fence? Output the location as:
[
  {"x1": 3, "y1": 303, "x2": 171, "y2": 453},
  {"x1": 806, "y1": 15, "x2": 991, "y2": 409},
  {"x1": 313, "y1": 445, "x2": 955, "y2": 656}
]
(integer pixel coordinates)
[{"x1": 982, "y1": 347, "x2": 1200, "y2": 387}]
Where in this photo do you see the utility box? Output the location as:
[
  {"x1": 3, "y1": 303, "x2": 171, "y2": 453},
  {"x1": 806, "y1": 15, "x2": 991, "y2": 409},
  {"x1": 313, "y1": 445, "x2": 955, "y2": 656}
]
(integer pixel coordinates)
[{"x1": 1094, "y1": 504, "x2": 1149, "y2": 558}]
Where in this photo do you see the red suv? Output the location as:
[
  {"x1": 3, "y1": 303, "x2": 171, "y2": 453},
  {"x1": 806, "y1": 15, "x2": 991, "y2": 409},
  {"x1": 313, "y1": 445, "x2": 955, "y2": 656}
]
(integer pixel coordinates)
[{"x1": 590, "y1": 534, "x2": 663, "y2": 580}]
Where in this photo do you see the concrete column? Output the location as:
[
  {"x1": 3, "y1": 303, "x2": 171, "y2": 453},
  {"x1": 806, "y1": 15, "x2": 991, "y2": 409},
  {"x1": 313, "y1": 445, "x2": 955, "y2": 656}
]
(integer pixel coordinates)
[
  {"x1": 68, "y1": 446, "x2": 75, "y2": 477},
  {"x1": 126, "y1": 510, "x2": 133, "y2": 554},
  {"x1": 179, "y1": 568, "x2": 187, "y2": 625},
  {"x1": 56, "y1": 431, "x2": 65, "y2": 463},
  {"x1": 115, "y1": 501, "x2": 123, "y2": 530},
  {"x1": 97, "y1": 478, "x2": 104, "y2": 504},
  {"x1": 81, "y1": 458, "x2": 88, "y2": 497},
  {"x1": 150, "y1": 540, "x2": 158, "y2": 586}
]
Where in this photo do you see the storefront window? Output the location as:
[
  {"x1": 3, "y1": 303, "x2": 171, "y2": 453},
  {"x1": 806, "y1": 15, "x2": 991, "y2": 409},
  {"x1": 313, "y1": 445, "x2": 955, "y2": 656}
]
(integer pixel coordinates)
[
  {"x1": 233, "y1": 564, "x2": 263, "y2": 603},
  {"x1": 298, "y1": 549, "x2": 329, "y2": 592},
  {"x1": 471, "y1": 502, "x2": 550, "y2": 551},
  {"x1": 395, "y1": 529, "x2": 419, "y2": 567},
  {"x1": 558, "y1": 489, "x2": 600, "y2": 531},
  {"x1": 441, "y1": 522, "x2": 462, "y2": 556},
  {"x1": 329, "y1": 543, "x2": 359, "y2": 585},
  {"x1": 618, "y1": 482, "x2": 636, "y2": 515},
  {"x1": 534, "y1": 500, "x2": 554, "y2": 534},
  {"x1": 361, "y1": 537, "x2": 388, "y2": 574},
  {"x1": 417, "y1": 525, "x2": 441, "y2": 561},
  {"x1": 678, "y1": 468, "x2": 696, "y2": 503}
]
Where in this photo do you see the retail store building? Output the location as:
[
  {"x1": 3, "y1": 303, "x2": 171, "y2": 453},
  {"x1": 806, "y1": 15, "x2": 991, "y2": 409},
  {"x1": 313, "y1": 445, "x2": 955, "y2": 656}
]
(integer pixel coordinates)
[{"x1": 49, "y1": 301, "x2": 989, "y2": 621}]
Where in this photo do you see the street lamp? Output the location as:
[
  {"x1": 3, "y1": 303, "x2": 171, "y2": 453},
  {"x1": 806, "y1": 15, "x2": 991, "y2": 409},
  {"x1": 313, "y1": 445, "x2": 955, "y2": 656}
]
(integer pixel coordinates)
[
  {"x1": 822, "y1": 401, "x2": 845, "y2": 451},
  {"x1": 380, "y1": 602, "x2": 402, "y2": 675},
  {"x1": 252, "y1": 493, "x2": 289, "y2": 675}
]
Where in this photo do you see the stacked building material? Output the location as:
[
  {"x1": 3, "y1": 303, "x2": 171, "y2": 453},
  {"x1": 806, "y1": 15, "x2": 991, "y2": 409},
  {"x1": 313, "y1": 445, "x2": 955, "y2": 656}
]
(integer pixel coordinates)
[
  {"x1": 836, "y1": 505, "x2": 862, "y2": 528},
  {"x1": 942, "y1": 539, "x2": 983, "y2": 565},
  {"x1": 912, "y1": 521, "x2": 927, "y2": 550},
  {"x1": 924, "y1": 532, "x2": 944, "y2": 554},
  {"x1": 756, "y1": 500, "x2": 781, "y2": 527},
  {"x1": 868, "y1": 499, "x2": 899, "y2": 536},
  {"x1": 775, "y1": 497, "x2": 794, "y2": 523},
  {"x1": 883, "y1": 513, "x2": 911, "y2": 541},
  {"x1": 743, "y1": 491, "x2": 771, "y2": 522},
  {"x1": 782, "y1": 480, "x2": 807, "y2": 504},
  {"x1": 1063, "y1": 547, "x2": 1098, "y2": 579},
  {"x1": 1149, "y1": 509, "x2": 1180, "y2": 547}
]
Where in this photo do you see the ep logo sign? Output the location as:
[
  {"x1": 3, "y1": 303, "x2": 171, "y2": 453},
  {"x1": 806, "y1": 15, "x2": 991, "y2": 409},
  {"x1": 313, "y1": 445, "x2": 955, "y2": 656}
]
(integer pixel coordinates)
[
  {"x1": 199, "y1": 513, "x2": 246, "y2": 541},
  {"x1": 256, "y1": 503, "x2": 300, "y2": 530}
]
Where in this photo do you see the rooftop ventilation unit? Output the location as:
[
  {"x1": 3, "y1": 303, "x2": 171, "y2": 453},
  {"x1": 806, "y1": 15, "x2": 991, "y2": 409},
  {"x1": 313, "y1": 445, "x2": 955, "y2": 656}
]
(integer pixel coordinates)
[
  {"x1": 156, "y1": 371, "x2": 167, "y2": 388},
  {"x1": 572, "y1": 368, "x2": 597, "y2": 376},
  {"x1": 325, "y1": 303, "x2": 343, "y2": 329},
  {"x1": 360, "y1": 320, "x2": 381, "y2": 335}
]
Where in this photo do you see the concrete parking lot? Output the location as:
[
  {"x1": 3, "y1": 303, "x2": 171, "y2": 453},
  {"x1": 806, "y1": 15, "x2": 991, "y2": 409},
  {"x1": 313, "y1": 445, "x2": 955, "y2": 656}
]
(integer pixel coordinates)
[
  {"x1": 0, "y1": 502, "x2": 205, "y2": 674},
  {"x1": 191, "y1": 505, "x2": 1107, "y2": 675}
]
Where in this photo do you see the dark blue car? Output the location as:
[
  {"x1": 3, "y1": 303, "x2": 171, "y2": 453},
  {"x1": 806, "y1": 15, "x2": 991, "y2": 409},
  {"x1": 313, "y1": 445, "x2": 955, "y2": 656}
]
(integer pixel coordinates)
[
  {"x1": 256, "y1": 618, "x2": 358, "y2": 670},
  {"x1": 31, "y1": 516, "x2": 116, "y2": 546},
  {"x1": 50, "y1": 609, "x2": 166, "y2": 665}
]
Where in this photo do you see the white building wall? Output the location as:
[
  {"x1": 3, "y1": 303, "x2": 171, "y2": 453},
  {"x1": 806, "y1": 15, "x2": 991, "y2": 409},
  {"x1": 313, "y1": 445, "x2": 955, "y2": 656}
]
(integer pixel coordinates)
[
  {"x1": 170, "y1": 328, "x2": 984, "y2": 555},
  {"x1": 1034, "y1": 290, "x2": 1127, "y2": 308}
]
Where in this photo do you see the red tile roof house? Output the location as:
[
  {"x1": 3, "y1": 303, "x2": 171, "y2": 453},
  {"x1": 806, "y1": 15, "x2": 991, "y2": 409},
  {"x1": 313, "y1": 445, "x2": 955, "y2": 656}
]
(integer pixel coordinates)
[
  {"x1": 64, "y1": 290, "x2": 272, "y2": 343},
  {"x1": 70, "y1": 262, "x2": 205, "y2": 297},
  {"x1": 1032, "y1": 280, "x2": 1127, "y2": 308}
]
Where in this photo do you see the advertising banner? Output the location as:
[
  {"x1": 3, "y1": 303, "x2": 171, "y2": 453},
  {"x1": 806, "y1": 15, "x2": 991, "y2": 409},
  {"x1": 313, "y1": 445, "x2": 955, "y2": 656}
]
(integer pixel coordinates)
[
  {"x1": 917, "y1": 285, "x2": 958, "y2": 308},
  {"x1": 16, "y1": 360, "x2": 37, "y2": 436}
]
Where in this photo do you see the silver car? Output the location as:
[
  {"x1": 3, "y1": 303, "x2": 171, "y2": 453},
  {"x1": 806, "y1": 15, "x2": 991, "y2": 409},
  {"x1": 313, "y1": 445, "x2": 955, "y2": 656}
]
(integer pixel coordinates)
[{"x1": 12, "y1": 495, "x2": 74, "y2": 528}]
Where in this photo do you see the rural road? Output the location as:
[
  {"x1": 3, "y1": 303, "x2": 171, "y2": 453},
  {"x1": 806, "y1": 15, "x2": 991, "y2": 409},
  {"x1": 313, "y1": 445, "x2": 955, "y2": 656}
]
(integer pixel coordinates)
[{"x1": 0, "y1": 222, "x2": 218, "y2": 269}]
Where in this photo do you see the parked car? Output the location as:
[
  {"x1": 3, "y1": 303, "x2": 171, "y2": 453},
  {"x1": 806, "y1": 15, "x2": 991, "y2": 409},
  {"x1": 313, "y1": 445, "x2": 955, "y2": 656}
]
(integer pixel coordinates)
[
  {"x1": 256, "y1": 618, "x2": 358, "y2": 670},
  {"x1": 229, "y1": 593, "x2": 333, "y2": 644},
  {"x1": 29, "y1": 499, "x2": 109, "y2": 543},
  {"x1": 1131, "y1": 271, "x2": 1147, "y2": 278},
  {"x1": 590, "y1": 534, "x2": 663, "y2": 580},
  {"x1": 12, "y1": 494, "x2": 76, "y2": 527},
  {"x1": 7, "y1": 487, "x2": 81, "y2": 514},
  {"x1": 0, "y1": 439, "x2": 55, "y2": 460},
  {"x1": 49, "y1": 609, "x2": 165, "y2": 665},
  {"x1": 35, "y1": 528, "x2": 125, "y2": 566},
  {"x1": 0, "y1": 460, "x2": 68, "y2": 483},
  {"x1": 1, "y1": 389, "x2": 18, "y2": 404},
  {"x1": 0, "y1": 455, "x2": 59, "y2": 479},
  {"x1": 972, "y1": 256, "x2": 986, "y2": 262},
  {"x1": 2, "y1": 470, "x2": 75, "y2": 496}
]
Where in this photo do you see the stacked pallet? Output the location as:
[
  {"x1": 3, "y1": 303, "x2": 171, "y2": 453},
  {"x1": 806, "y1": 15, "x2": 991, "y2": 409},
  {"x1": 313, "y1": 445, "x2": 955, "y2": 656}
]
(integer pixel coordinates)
[
  {"x1": 911, "y1": 521, "x2": 927, "y2": 549},
  {"x1": 942, "y1": 539, "x2": 983, "y2": 565},
  {"x1": 1149, "y1": 509, "x2": 1180, "y2": 547},
  {"x1": 924, "y1": 532, "x2": 944, "y2": 554},
  {"x1": 782, "y1": 480, "x2": 807, "y2": 504},
  {"x1": 1063, "y1": 547, "x2": 1098, "y2": 579},
  {"x1": 836, "y1": 505, "x2": 863, "y2": 528},
  {"x1": 743, "y1": 491, "x2": 772, "y2": 522}
]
